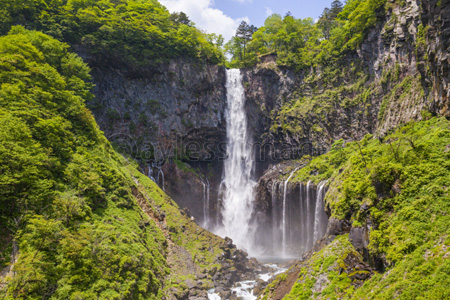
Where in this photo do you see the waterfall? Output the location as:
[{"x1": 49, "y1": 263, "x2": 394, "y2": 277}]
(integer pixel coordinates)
[
  {"x1": 271, "y1": 181, "x2": 279, "y2": 253},
  {"x1": 282, "y1": 170, "x2": 296, "y2": 256},
  {"x1": 157, "y1": 167, "x2": 165, "y2": 191},
  {"x1": 201, "y1": 177, "x2": 210, "y2": 228},
  {"x1": 147, "y1": 163, "x2": 156, "y2": 182},
  {"x1": 219, "y1": 69, "x2": 256, "y2": 251},
  {"x1": 266, "y1": 178, "x2": 329, "y2": 256},
  {"x1": 313, "y1": 181, "x2": 328, "y2": 243},
  {"x1": 299, "y1": 183, "x2": 306, "y2": 251},
  {"x1": 305, "y1": 181, "x2": 314, "y2": 250},
  {"x1": 146, "y1": 162, "x2": 165, "y2": 191}
]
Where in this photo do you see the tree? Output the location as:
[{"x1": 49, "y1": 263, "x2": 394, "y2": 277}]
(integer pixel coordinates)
[
  {"x1": 170, "y1": 11, "x2": 193, "y2": 26},
  {"x1": 330, "y1": 0, "x2": 344, "y2": 18},
  {"x1": 235, "y1": 21, "x2": 257, "y2": 60},
  {"x1": 317, "y1": 0, "x2": 343, "y2": 40}
]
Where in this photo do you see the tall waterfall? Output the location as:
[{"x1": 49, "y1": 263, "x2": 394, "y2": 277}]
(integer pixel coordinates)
[{"x1": 220, "y1": 69, "x2": 256, "y2": 251}]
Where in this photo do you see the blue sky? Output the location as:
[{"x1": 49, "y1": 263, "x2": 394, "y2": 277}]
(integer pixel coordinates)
[
  {"x1": 215, "y1": 0, "x2": 332, "y2": 27},
  {"x1": 160, "y1": 0, "x2": 332, "y2": 41}
]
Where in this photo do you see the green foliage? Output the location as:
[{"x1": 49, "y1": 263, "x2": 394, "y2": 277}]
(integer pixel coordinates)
[
  {"x1": 262, "y1": 235, "x2": 361, "y2": 300},
  {"x1": 0, "y1": 28, "x2": 225, "y2": 299},
  {"x1": 246, "y1": 14, "x2": 321, "y2": 70},
  {"x1": 286, "y1": 117, "x2": 450, "y2": 298},
  {"x1": 0, "y1": 0, "x2": 225, "y2": 67},
  {"x1": 228, "y1": 0, "x2": 386, "y2": 69}
]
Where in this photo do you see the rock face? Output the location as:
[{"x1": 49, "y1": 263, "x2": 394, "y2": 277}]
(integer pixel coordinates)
[
  {"x1": 161, "y1": 160, "x2": 223, "y2": 227},
  {"x1": 422, "y1": 0, "x2": 450, "y2": 116},
  {"x1": 242, "y1": 0, "x2": 450, "y2": 162},
  {"x1": 89, "y1": 60, "x2": 227, "y2": 160},
  {"x1": 246, "y1": 1, "x2": 449, "y2": 257},
  {"x1": 85, "y1": 60, "x2": 227, "y2": 223}
]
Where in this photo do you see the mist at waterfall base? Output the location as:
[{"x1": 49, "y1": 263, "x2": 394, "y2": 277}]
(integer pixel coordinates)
[{"x1": 210, "y1": 69, "x2": 329, "y2": 259}]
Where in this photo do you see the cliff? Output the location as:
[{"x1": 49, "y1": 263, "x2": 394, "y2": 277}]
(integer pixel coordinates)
[
  {"x1": 243, "y1": 0, "x2": 449, "y2": 162},
  {"x1": 84, "y1": 59, "x2": 228, "y2": 223}
]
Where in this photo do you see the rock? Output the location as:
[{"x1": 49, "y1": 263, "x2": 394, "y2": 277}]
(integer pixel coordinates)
[
  {"x1": 326, "y1": 218, "x2": 351, "y2": 236},
  {"x1": 185, "y1": 279, "x2": 198, "y2": 290},
  {"x1": 349, "y1": 227, "x2": 369, "y2": 252},
  {"x1": 208, "y1": 267, "x2": 217, "y2": 276}
]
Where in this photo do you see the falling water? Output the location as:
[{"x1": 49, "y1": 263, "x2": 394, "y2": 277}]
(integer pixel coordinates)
[
  {"x1": 267, "y1": 179, "x2": 329, "y2": 256},
  {"x1": 271, "y1": 181, "x2": 278, "y2": 253},
  {"x1": 147, "y1": 163, "x2": 156, "y2": 182},
  {"x1": 305, "y1": 181, "x2": 315, "y2": 250},
  {"x1": 219, "y1": 69, "x2": 256, "y2": 251},
  {"x1": 157, "y1": 167, "x2": 165, "y2": 191},
  {"x1": 313, "y1": 181, "x2": 328, "y2": 243},
  {"x1": 298, "y1": 183, "x2": 306, "y2": 252},
  {"x1": 282, "y1": 170, "x2": 296, "y2": 256},
  {"x1": 201, "y1": 177, "x2": 211, "y2": 228}
]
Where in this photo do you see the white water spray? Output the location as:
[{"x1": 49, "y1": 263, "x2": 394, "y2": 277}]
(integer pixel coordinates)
[{"x1": 219, "y1": 69, "x2": 256, "y2": 251}]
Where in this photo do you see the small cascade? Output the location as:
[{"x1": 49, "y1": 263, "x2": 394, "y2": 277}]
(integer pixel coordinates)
[
  {"x1": 281, "y1": 170, "x2": 297, "y2": 256},
  {"x1": 157, "y1": 167, "x2": 165, "y2": 191},
  {"x1": 145, "y1": 162, "x2": 165, "y2": 191},
  {"x1": 147, "y1": 163, "x2": 156, "y2": 182},
  {"x1": 313, "y1": 181, "x2": 328, "y2": 244},
  {"x1": 201, "y1": 176, "x2": 211, "y2": 228},
  {"x1": 298, "y1": 183, "x2": 306, "y2": 252},
  {"x1": 305, "y1": 181, "x2": 315, "y2": 250},
  {"x1": 267, "y1": 179, "x2": 329, "y2": 257},
  {"x1": 271, "y1": 181, "x2": 279, "y2": 253}
]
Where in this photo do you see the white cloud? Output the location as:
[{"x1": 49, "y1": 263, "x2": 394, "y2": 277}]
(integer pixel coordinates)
[
  {"x1": 265, "y1": 7, "x2": 273, "y2": 16},
  {"x1": 160, "y1": 0, "x2": 249, "y2": 42}
]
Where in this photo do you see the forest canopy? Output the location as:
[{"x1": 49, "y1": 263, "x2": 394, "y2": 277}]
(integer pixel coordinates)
[
  {"x1": 0, "y1": 0, "x2": 225, "y2": 67},
  {"x1": 226, "y1": 0, "x2": 387, "y2": 70}
]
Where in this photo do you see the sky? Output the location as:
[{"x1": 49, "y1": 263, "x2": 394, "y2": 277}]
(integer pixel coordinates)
[{"x1": 159, "y1": 0, "x2": 332, "y2": 41}]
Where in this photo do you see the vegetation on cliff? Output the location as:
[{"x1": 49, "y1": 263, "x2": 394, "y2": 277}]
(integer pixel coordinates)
[
  {"x1": 0, "y1": 27, "x2": 230, "y2": 299},
  {"x1": 265, "y1": 117, "x2": 450, "y2": 298}
]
